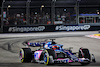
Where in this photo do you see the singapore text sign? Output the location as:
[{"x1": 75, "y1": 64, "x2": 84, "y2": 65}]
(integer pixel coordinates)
[
  {"x1": 3, "y1": 25, "x2": 92, "y2": 33},
  {"x1": 8, "y1": 26, "x2": 45, "y2": 32},
  {"x1": 55, "y1": 25, "x2": 90, "y2": 31}
]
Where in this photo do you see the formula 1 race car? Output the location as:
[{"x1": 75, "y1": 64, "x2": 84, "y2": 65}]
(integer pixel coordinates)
[{"x1": 19, "y1": 39, "x2": 96, "y2": 65}]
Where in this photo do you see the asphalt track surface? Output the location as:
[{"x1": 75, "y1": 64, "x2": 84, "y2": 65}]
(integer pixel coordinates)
[{"x1": 0, "y1": 31, "x2": 100, "y2": 67}]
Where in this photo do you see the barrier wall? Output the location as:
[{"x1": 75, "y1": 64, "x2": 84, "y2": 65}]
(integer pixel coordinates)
[{"x1": 3, "y1": 24, "x2": 100, "y2": 33}]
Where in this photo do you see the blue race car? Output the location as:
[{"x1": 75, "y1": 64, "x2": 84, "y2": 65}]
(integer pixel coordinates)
[{"x1": 19, "y1": 39, "x2": 96, "y2": 65}]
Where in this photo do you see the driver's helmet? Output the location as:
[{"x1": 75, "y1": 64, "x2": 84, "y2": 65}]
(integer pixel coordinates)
[{"x1": 52, "y1": 45, "x2": 59, "y2": 50}]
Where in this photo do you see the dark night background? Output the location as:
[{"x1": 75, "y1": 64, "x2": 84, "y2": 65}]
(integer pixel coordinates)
[
  {"x1": 0, "y1": 0, "x2": 100, "y2": 14},
  {"x1": 0, "y1": 0, "x2": 100, "y2": 30},
  {"x1": 0, "y1": 0, "x2": 3, "y2": 14}
]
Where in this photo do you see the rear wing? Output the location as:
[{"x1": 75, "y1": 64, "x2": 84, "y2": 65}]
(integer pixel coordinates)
[
  {"x1": 24, "y1": 39, "x2": 56, "y2": 47},
  {"x1": 24, "y1": 41, "x2": 46, "y2": 47}
]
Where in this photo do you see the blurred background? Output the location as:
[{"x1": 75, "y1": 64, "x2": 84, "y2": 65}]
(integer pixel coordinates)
[{"x1": 0, "y1": 0, "x2": 100, "y2": 33}]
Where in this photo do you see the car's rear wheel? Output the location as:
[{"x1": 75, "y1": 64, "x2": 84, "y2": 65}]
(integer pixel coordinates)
[{"x1": 19, "y1": 48, "x2": 32, "y2": 63}]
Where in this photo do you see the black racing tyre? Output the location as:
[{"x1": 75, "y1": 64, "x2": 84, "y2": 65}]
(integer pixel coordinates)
[
  {"x1": 19, "y1": 48, "x2": 32, "y2": 63},
  {"x1": 41, "y1": 49, "x2": 55, "y2": 65},
  {"x1": 79, "y1": 48, "x2": 91, "y2": 59},
  {"x1": 46, "y1": 49, "x2": 56, "y2": 59},
  {"x1": 40, "y1": 49, "x2": 55, "y2": 60},
  {"x1": 79, "y1": 48, "x2": 91, "y2": 65}
]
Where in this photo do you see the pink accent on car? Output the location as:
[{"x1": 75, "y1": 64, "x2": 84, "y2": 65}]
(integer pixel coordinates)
[
  {"x1": 34, "y1": 50, "x2": 43, "y2": 60},
  {"x1": 78, "y1": 58, "x2": 82, "y2": 62},
  {"x1": 38, "y1": 50, "x2": 43, "y2": 59},
  {"x1": 57, "y1": 58, "x2": 65, "y2": 60},
  {"x1": 28, "y1": 43, "x2": 30, "y2": 45},
  {"x1": 80, "y1": 48, "x2": 84, "y2": 57},
  {"x1": 68, "y1": 60, "x2": 73, "y2": 62}
]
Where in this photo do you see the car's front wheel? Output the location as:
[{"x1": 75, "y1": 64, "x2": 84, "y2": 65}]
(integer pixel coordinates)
[
  {"x1": 43, "y1": 50, "x2": 50, "y2": 65},
  {"x1": 79, "y1": 48, "x2": 91, "y2": 65}
]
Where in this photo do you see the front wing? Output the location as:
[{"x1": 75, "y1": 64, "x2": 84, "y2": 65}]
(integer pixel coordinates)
[{"x1": 53, "y1": 58, "x2": 90, "y2": 64}]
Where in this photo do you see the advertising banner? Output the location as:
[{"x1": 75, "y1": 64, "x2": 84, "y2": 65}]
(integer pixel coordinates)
[{"x1": 3, "y1": 25, "x2": 100, "y2": 33}]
